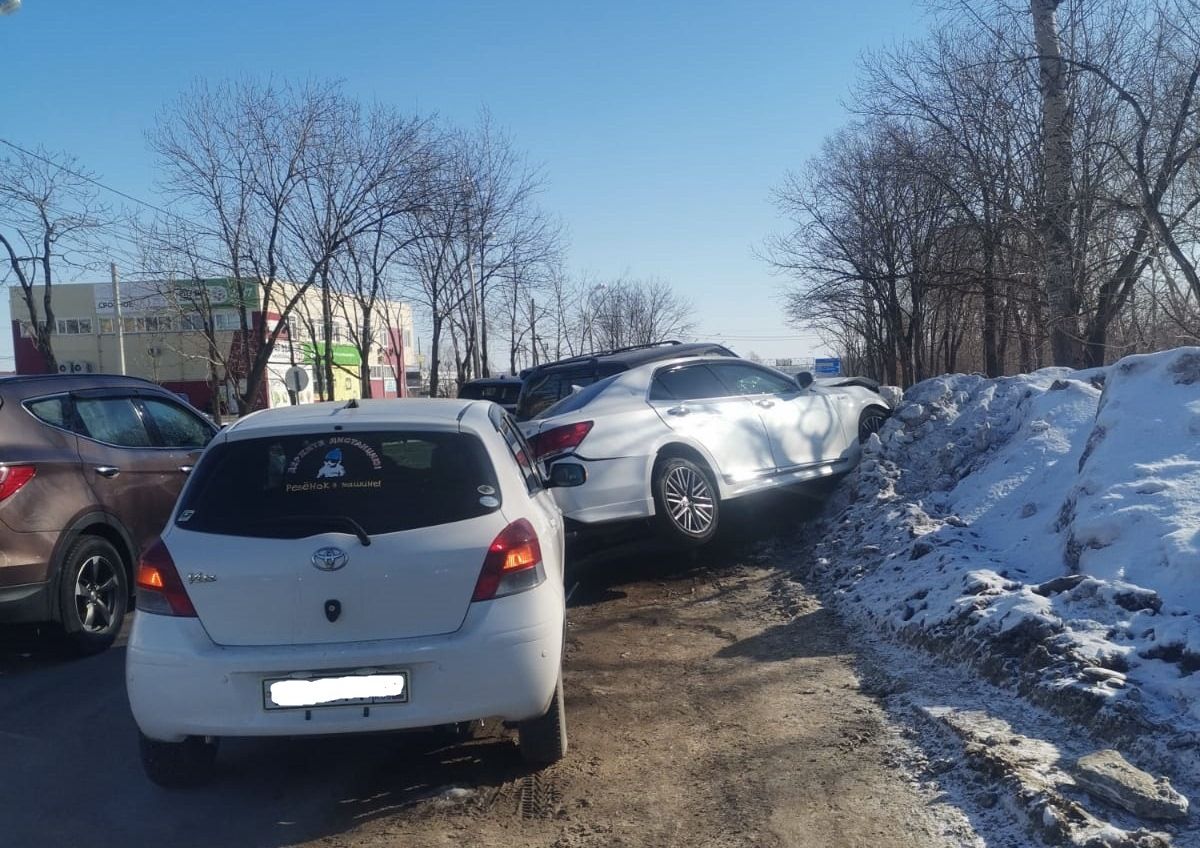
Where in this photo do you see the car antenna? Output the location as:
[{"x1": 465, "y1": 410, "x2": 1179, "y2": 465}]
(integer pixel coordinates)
[{"x1": 344, "y1": 398, "x2": 359, "y2": 409}]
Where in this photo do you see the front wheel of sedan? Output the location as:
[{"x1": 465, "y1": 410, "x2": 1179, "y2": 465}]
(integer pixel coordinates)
[
  {"x1": 139, "y1": 733, "x2": 219, "y2": 788},
  {"x1": 57, "y1": 535, "x2": 128, "y2": 656},
  {"x1": 653, "y1": 456, "x2": 720, "y2": 546},
  {"x1": 858, "y1": 406, "x2": 890, "y2": 443}
]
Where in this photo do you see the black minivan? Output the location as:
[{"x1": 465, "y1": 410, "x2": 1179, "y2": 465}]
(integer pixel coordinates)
[{"x1": 458, "y1": 376, "x2": 524, "y2": 415}]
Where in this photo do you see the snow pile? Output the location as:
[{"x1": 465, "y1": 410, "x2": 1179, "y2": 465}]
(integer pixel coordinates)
[{"x1": 814, "y1": 347, "x2": 1200, "y2": 734}]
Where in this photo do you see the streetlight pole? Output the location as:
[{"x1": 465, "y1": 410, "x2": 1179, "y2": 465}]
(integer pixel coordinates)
[{"x1": 110, "y1": 262, "x2": 127, "y2": 375}]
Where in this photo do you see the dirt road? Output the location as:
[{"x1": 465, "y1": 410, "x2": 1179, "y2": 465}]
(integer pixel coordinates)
[{"x1": 0, "y1": 497, "x2": 976, "y2": 847}]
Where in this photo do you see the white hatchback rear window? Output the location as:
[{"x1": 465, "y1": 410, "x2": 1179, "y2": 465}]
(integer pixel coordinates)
[{"x1": 177, "y1": 430, "x2": 501, "y2": 538}]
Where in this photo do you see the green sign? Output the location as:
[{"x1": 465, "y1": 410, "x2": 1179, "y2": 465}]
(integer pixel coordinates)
[{"x1": 300, "y1": 342, "x2": 362, "y2": 367}]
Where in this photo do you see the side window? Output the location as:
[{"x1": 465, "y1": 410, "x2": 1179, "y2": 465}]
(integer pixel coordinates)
[
  {"x1": 25, "y1": 395, "x2": 72, "y2": 429},
  {"x1": 499, "y1": 419, "x2": 543, "y2": 495},
  {"x1": 74, "y1": 397, "x2": 153, "y2": 447},
  {"x1": 651, "y1": 365, "x2": 729, "y2": 401},
  {"x1": 139, "y1": 398, "x2": 213, "y2": 448},
  {"x1": 710, "y1": 363, "x2": 797, "y2": 396}
]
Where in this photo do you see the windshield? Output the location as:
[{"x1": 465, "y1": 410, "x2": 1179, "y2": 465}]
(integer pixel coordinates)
[
  {"x1": 460, "y1": 382, "x2": 522, "y2": 405},
  {"x1": 176, "y1": 430, "x2": 501, "y2": 538}
]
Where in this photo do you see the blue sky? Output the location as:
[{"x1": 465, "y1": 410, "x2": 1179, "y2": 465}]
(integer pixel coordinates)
[{"x1": 0, "y1": 0, "x2": 927, "y2": 369}]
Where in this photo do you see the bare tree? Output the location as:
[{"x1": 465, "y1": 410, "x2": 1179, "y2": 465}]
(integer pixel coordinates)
[
  {"x1": 1031, "y1": 0, "x2": 1081, "y2": 365},
  {"x1": 589, "y1": 278, "x2": 696, "y2": 350},
  {"x1": 0, "y1": 145, "x2": 110, "y2": 371},
  {"x1": 147, "y1": 79, "x2": 432, "y2": 411}
]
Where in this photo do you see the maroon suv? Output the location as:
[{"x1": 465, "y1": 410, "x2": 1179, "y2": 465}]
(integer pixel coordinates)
[{"x1": 0, "y1": 374, "x2": 217, "y2": 654}]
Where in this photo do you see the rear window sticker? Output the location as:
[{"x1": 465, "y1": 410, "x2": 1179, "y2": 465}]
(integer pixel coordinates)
[
  {"x1": 327, "y1": 436, "x2": 382, "y2": 470},
  {"x1": 287, "y1": 437, "x2": 384, "y2": 479},
  {"x1": 178, "y1": 509, "x2": 195, "y2": 522},
  {"x1": 479, "y1": 496, "x2": 500, "y2": 508},
  {"x1": 477, "y1": 484, "x2": 496, "y2": 496},
  {"x1": 316, "y1": 448, "x2": 346, "y2": 479}
]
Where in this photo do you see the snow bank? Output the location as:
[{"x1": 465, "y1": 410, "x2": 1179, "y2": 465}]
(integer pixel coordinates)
[{"x1": 814, "y1": 347, "x2": 1200, "y2": 734}]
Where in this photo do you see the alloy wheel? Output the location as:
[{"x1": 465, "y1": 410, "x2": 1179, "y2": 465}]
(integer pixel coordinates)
[
  {"x1": 859, "y1": 410, "x2": 888, "y2": 443},
  {"x1": 74, "y1": 555, "x2": 120, "y2": 634},
  {"x1": 663, "y1": 465, "x2": 715, "y2": 535}
]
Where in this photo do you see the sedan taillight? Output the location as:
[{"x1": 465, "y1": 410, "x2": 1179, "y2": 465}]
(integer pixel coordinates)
[
  {"x1": 135, "y1": 539, "x2": 197, "y2": 617},
  {"x1": 472, "y1": 519, "x2": 545, "y2": 602},
  {"x1": 529, "y1": 421, "x2": 593, "y2": 461},
  {"x1": 0, "y1": 465, "x2": 36, "y2": 502}
]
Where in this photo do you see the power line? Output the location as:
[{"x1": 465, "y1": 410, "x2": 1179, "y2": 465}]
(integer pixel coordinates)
[
  {"x1": 0, "y1": 136, "x2": 199, "y2": 227},
  {"x1": 0, "y1": 136, "x2": 245, "y2": 279}
]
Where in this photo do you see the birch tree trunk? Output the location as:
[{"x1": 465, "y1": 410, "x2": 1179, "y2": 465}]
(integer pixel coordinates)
[{"x1": 1031, "y1": 0, "x2": 1080, "y2": 367}]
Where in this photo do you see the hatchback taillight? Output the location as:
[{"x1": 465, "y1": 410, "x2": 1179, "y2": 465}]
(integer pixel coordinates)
[
  {"x1": 529, "y1": 421, "x2": 593, "y2": 461},
  {"x1": 471, "y1": 519, "x2": 545, "y2": 602},
  {"x1": 135, "y1": 538, "x2": 197, "y2": 617},
  {"x1": 0, "y1": 465, "x2": 36, "y2": 502}
]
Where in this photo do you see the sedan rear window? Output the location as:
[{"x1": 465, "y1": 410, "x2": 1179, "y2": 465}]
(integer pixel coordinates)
[
  {"x1": 176, "y1": 430, "x2": 501, "y2": 538},
  {"x1": 516, "y1": 364, "x2": 623, "y2": 420}
]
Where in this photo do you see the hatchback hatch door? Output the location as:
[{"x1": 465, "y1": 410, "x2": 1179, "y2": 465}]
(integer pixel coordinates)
[{"x1": 166, "y1": 511, "x2": 510, "y2": 646}]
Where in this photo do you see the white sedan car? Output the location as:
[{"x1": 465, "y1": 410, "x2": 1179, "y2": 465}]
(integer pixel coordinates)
[
  {"x1": 126, "y1": 399, "x2": 578, "y2": 787},
  {"x1": 519, "y1": 356, "x2": 890, "y2": 544}
]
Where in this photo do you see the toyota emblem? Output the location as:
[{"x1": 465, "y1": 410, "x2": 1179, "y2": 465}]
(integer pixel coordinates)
[{"x1": 312, "y1": 547, "x2": 349, "y2": 572}]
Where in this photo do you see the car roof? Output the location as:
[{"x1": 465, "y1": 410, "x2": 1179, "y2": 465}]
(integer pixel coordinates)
[
  {"x1": 524, "y1": 342, "x2": 736, "y2": 376},
  {"x1": 224, "y1": 398, "x2": 491, "y2": 439},
  {"x1": 0, "y1": 373, "x2": 172, "y2": 399},
  {"x1": 462, "y1": 375, "x2": 522, "y2": 386}
]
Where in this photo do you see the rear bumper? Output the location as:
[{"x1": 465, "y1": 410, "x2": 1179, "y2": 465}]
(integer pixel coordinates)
[
  {"x1": 548, "y1": 454, "x2": 653, "y2": 525},
  {"x1": 0, "y1": 526, "x2": 56, "y2": 624},
  {"x1": 126, "y1": 586, "x2": 564, "y2": 742},
  {"x1": 0, "y1": 581, "x2": 54, "y2": 625}
]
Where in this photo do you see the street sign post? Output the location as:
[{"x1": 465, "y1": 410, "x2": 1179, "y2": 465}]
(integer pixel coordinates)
[{"x1": 284, "y1": 366, "x2": 310, "y2": 393}]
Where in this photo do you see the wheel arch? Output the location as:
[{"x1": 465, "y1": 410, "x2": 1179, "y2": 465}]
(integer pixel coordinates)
[
  {"x1": 649, "y1": 440, "x2": 727, "y2": 501},
  {"x1": 50, "y1": 511, "x2": 139, "y2": 614}
]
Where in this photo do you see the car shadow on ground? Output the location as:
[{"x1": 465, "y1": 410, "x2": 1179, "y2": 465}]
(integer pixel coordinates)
[
  {"x1": 714, "y1": 608, "x2": 847, "y2": 662},
  {"x1": 567, "y1": 485, "x2": 827, "y2": 604}
]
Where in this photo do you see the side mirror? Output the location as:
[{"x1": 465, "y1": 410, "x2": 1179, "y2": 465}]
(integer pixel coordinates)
[
  {"x1": 795, "y1": 371, "x2": 814, "y2": 389},
  {"x1": 547, "y1": 462, "x2": 587, "y2": 488}
]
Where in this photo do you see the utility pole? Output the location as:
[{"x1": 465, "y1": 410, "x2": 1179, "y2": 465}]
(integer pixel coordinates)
[
  {"x1": 110, "y1": 262, "x2": 127, "y2": 376},
  {"x1": 529, "y1": 296, "x2": 538, "y2": 367}
]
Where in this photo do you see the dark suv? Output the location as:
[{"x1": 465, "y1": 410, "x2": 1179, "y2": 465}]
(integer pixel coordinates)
[
  {"x1": 0, "y1": 374, "x2": 217, "y2": 653},
  {"x1": 514, "y1": 341, "x2": 737, "y2": 420}
]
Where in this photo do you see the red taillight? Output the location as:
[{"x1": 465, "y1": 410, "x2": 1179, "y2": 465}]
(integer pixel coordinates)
[
  {"x1": 529, "y1": 421, "x2": 593, "y2": 461},
  {"x1": 135, "y1": 538, "x2": 197, "y2": 617},
  {"x1": 472, "y1": 518, "x2": 545, "y2": 602},
  {"x1": 0, "y1": 465, "x2": 36, "y2": 502}
]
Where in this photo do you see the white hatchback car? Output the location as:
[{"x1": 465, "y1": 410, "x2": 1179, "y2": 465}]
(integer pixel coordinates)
[
  {"x1": 126, "y1": 399, "x2": 579, "y2": 787},
  {"x1": 519, "y1": 357, "x2": 891, "y2": 545}
]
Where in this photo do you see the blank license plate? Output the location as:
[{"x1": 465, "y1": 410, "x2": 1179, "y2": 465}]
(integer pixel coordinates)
[{"x1": 263, "y1": 671, "x2": 409, "y2": 710}]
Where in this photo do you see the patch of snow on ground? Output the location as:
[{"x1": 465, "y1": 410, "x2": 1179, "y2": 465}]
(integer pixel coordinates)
[{"x1": 816, "y1": 347, "x2": 1200, "y2": 740}]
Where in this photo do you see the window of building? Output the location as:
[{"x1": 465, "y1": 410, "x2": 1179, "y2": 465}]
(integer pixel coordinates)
[
  {"x1": 213, "y1": 312, "x2": 241, "y2": 331},
  {"x1": 54, "y1": 318, "x2": 93, "y2": 335}
]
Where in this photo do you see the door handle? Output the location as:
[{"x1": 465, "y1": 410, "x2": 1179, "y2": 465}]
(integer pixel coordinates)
[
  {"x1": 94, "y1": 466, "x2": 120, "y2": 479},
  {"x1": 666, "y1": 406, "x2": 690, "y2": 416},
  {"x1": 755, "y1": 399, "x2": 776, "y2": 409},
  {"x1": 179, "y1": 465, "x2": 195, "y2": 474}
]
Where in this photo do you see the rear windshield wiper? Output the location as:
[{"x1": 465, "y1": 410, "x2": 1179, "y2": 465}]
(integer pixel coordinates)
[{"x1": 243, "y1": 515, "x2": 372, "y2": 547}]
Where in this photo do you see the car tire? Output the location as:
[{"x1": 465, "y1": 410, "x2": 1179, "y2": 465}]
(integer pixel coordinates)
[
  {"x1": 139, "y1": 733, "x2": 219, "y2": 788},
  {"x1": 858, "y1": 406, "x2": 890, "y2": 443},
  {"x1": 518, "y1": 672, "x2": 567, "y2": 765},
  {"x1": 57, "y1": 535, "x2": 128, "y2": 657},
  {"x1": 652, "y1": 456, "x2": 720, "y2": 546}
]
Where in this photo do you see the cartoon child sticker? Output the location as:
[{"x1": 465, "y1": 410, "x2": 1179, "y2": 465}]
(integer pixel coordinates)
[{"x1": 316, "y1": 448, "x2": 347, "y2": 479}]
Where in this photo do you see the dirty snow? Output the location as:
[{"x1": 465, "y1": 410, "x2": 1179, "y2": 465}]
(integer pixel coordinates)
[{"x1": 814, "y1": 347, "x2": 1200, "y2": 741}]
